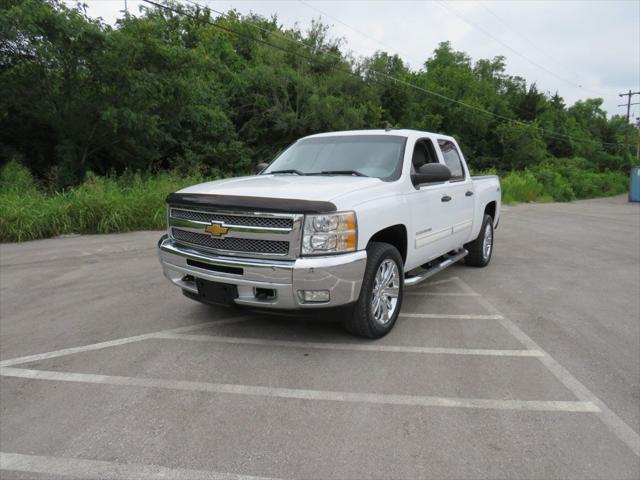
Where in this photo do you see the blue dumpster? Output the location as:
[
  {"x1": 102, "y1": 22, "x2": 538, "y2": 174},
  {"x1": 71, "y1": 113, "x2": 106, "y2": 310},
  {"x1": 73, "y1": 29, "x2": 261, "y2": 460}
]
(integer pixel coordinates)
[{"x1": 630, "y1": 166, "x2": 640, "y2": 202}]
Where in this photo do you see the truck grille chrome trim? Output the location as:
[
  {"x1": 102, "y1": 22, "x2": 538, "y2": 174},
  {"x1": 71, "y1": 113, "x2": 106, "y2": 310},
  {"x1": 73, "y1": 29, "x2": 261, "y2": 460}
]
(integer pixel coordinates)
[
  {"x1": 172, "y1": 229, "x2": 290, "y2": 256},
  {"x1": 170, "y1": 208, "x2": 293, "y2": 229},
  {"x1": 167, "y1": 207, "x2": 303, "y2": 259}
]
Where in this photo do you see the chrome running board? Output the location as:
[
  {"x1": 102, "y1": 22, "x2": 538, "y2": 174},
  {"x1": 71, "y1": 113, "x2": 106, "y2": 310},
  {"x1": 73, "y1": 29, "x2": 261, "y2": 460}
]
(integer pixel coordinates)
[{"x1": 404, "y1": 249, "x2": 468, "y2": 287}]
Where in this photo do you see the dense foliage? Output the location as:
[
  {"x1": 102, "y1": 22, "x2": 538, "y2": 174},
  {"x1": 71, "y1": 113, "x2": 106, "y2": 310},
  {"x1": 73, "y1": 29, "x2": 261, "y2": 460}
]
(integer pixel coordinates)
[
  {"x1": 0, "y1": 159, "x2": 627, "y2": 242},
  {"x1": 1, "y1": 0, "x2": 637, "y2": 189}
]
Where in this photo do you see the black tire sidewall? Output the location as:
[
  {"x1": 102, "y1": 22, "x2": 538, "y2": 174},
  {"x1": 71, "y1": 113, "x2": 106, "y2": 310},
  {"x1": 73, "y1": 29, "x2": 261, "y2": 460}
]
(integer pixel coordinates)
[
  {"x1": 466, "y1": 214, "x2": 493, "y2": 267},
  {"x1": 480, "y1": 214, "x2": 494, "y2": 265},
  {"x1": 349, "y1": 242, "x2": 404, "y2": 338}
]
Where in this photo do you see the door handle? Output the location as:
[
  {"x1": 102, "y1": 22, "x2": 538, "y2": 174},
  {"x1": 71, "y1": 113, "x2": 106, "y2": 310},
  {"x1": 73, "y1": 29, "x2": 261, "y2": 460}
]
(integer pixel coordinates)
[
  {"x1": 465, "y1": 191, "x2": 474, "y2": 197},
  {"x1": 441, "y1": 195, "x2": 452, "y2": 202}
]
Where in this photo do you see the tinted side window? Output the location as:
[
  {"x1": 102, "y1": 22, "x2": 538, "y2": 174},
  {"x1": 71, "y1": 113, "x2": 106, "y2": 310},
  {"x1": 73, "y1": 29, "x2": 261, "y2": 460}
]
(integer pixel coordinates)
[
  {"x1": 437, "y1": 140, "x2": 465, "y2": 180},
  {"x1": 411, "y1": 139, "x2": 438, "y2": 172}
]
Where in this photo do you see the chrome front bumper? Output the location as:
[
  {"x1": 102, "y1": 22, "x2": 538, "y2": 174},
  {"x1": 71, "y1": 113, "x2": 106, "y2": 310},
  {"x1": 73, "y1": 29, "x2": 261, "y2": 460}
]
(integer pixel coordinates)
[{"x1": 158, "y1": 235, "x2": 367, "y2": 309}]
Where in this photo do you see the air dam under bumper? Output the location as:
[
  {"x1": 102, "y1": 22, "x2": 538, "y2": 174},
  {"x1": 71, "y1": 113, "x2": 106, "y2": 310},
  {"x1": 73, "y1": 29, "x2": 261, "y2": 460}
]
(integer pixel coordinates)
[{"x1": 158, "y1": 235, "x2": 367, "y2": 309}]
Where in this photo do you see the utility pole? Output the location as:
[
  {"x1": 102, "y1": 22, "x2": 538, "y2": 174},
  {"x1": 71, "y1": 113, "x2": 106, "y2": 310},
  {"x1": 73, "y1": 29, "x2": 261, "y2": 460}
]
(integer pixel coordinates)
[
  {"x1": 636, "y1": 117, "x2": 640, "y2": 164},
  {"x1": 618, "y1": 90, "x2": 640, "y2": 150}
]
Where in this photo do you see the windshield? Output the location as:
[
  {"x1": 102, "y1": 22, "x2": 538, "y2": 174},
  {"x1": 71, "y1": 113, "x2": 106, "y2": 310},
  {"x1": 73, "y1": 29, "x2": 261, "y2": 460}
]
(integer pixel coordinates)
[{"x1": 263, "y1": 135, "x2": 407, "y2": 180}]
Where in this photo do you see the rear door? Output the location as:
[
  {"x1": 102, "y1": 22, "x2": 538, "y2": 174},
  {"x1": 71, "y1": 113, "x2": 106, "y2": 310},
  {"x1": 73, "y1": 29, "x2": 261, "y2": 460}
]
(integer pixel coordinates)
[{"x1": 437, "y1": 139, "x2": 475, "y2": 248}]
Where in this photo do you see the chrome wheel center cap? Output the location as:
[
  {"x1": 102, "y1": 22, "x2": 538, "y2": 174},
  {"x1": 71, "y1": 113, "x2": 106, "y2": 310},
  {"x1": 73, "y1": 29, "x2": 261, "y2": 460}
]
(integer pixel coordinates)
[
  {"x1": 371, "y1": 259, "x2": 400, "y2": 326},
  {"x1": 483, "y1": 223, "x2": 493, "y2": 261}
]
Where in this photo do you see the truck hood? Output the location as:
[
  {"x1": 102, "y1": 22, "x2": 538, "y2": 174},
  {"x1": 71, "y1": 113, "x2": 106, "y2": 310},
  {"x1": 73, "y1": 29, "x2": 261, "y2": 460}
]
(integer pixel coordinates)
[{"x1": 177, "y1": 174, "x2": 383, "y2": 204}]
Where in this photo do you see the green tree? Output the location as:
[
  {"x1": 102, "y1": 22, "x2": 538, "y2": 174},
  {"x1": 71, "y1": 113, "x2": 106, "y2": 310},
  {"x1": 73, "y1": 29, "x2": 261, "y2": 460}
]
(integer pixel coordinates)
[
  {"x1": 496, "y1": 121, "x2": 547, "y2": 170},
  {"x1": 0, "y1": 0, "x2": 630, "y2": 188}
]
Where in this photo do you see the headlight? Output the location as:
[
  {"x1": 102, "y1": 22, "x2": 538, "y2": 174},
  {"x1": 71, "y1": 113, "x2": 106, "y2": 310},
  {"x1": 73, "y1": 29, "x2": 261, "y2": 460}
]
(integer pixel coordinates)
[{"x1": 302, "y1": 211, "x2": 357, "y2": 255}]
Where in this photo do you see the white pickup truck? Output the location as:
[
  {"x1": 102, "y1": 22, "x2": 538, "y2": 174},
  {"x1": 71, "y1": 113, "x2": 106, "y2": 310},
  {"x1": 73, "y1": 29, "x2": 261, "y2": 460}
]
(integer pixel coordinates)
[{"x1": 158, "y1": 129, "x2": 501, "y2": 337}]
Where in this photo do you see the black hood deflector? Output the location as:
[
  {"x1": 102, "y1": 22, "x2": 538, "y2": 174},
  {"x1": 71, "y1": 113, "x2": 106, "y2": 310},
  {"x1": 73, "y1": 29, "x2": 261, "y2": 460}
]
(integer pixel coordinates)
[{"x1": 166, "y1": 193, "x2": 337, "y2": 214}]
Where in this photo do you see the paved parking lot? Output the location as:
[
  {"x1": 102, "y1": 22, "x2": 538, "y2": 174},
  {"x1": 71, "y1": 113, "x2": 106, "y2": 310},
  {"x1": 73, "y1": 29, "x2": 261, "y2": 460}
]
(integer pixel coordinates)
[{"x1": 1, "y1": 195, "x2": 639, "y2": 479}]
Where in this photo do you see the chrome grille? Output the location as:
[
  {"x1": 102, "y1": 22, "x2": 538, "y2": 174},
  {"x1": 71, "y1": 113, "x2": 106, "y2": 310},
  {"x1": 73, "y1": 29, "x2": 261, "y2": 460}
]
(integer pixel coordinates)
[
  {"x1": 172, "y1": 229, "x2": 289, "y2": 256},
  {"x1": 170, "y1": 208, "x2": 293, "y2": 229}
]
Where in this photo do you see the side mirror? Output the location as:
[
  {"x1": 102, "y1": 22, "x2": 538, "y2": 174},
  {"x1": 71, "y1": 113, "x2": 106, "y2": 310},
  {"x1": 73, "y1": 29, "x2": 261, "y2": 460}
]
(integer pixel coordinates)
[
  {"x1": 255, "y1": 162, "x2": 269, "y2": 175},
  {"x1": 411, "y1": 163, "x2": 451, "y2": 186}
]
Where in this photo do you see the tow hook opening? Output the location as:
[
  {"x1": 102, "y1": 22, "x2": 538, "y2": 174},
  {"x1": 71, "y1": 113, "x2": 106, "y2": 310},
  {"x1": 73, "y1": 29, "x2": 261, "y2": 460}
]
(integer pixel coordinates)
[{"x1": 254, "y1": 287, "x2": 277, "y2": 301}]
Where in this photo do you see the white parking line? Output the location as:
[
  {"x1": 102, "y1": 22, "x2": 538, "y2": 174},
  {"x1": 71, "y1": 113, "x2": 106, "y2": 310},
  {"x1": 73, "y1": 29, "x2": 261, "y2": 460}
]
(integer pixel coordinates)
[
  {"x1": 0, "y1": 312, "x2": 503, "y2": 368},
  {"x1": 0, "y1": 367, "x2": 599, "y2": 413},
  {"x1": 2, "y1": 275, "x2": 634, "y2": 457},
  {"x1": 454, "y1": 278, "x2": 640, "y2": 457},
  {"x1": 155, "y1": 332, "x2": 544, "y2": 357},
  {"x1": 0, "y1": 451, "x2": 280, "y2": 480},
  {"x1": 0, "y1": 318, "x2": 248, "y2": 368},
  {"x1": 404, "y1": 292, "x2": 480, "y2": 297},
  {"x1": 399, "y1": 313, "x2": 503, "y2": 320}
]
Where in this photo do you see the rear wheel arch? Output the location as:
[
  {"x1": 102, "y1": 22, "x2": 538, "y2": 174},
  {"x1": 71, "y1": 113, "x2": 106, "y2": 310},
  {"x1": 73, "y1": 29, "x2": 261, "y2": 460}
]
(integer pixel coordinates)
[{"x1": 484, "y1": 201, "x2": 496, "y2": 221}]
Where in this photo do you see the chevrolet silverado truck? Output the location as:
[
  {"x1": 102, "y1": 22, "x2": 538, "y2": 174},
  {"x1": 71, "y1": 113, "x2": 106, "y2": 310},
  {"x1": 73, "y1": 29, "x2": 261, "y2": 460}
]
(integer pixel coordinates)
[{"x1": 158, "y1": 129, "x2": 501, "y2": 338}]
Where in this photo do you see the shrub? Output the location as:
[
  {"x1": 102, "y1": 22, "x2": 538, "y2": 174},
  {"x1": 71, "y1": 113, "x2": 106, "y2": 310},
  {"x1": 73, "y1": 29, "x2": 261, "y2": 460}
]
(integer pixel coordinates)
[
  {"x1": 566, "y1": 170, "x2": 627, "y2": 199},
  {"x1": 0, "y1": 160, "x2": 38, "y2": 194},
  {"x1": 501, "y1": 171, "x2": 544, "y2": 204},
  {"x1": 531, "y1": 166, "x2": 576, "y2": 202}
]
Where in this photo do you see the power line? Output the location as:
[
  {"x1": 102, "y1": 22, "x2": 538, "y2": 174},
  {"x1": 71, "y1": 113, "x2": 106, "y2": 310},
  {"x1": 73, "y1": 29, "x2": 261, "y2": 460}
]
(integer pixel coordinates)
[
  {"x1": 174, "y1": 2, "x2": 504, "y2": 123},
  {"x1": 163, "y1": 0, "x2": 624, "y2": 148},
  {"x1": 296, "y1": 0, "x2": 423, "y2": 67},
  {"x1": 138, "y1": 0, "x2": 623, "y2": 148},
  {"x1": 182, "y1": 0, "x2": 323, "y2": 54},
  {"x1": 290, "y1": 3, "x2": 622, "y2": 148},
  {"x1": 435, "y1": 0, "x2": 603, "y2": 97},
  {"x1": 295, "y1": 0, "x2": 545, "y2": 121},
  {"x1": 171, "y1": 0, "x2": 510, "y2": 121},
  {"x1": 476, "y1": 0, "x2": 601, "y2": 97}
]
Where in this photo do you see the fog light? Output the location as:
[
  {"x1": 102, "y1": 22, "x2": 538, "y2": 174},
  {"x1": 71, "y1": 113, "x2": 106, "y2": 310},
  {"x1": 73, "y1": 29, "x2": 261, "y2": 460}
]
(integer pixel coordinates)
[{"x1": 298, "y1": 290, "x2": 330, "y2": 303}]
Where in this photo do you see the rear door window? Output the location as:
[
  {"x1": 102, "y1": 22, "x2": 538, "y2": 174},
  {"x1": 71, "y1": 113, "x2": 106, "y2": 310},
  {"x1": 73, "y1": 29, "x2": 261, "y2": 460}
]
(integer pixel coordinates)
[{"x1": 437, "y1": 140, "x2": 465, "y2": 181}]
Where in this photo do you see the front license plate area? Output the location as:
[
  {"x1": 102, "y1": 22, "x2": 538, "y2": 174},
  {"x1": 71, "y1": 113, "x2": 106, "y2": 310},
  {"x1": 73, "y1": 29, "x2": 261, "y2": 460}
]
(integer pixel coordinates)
[{"x1": 196, "y1": 279, "x2": 238, "y2": 306}]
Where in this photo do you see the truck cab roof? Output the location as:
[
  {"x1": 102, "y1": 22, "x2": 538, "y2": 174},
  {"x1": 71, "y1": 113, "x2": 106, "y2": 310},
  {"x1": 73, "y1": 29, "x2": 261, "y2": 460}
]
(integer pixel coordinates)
[{"x1": 301, "y1": 129, "x2": 457, "y2": 144}]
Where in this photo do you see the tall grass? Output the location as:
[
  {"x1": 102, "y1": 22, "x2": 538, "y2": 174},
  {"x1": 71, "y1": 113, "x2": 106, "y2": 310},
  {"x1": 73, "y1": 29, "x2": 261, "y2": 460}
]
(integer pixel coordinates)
[
  {"x1": 0, "y1": 160, "x2": 631, "y2": 242},
  {"x1": 0, "y1": 161, "x2": 210, "y2": 242}
]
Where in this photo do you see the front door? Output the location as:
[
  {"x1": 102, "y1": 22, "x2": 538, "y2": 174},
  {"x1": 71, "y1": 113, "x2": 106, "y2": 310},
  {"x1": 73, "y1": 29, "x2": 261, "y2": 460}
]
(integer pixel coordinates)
[{"x1": 408, "y1": 139, "x2": 454, "y2": 264}]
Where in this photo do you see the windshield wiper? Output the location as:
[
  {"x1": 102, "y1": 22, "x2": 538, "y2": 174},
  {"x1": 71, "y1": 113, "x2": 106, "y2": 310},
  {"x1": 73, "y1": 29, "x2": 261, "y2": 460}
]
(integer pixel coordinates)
[
  {"x1": 269, "y1": 169, "x2": 307, "y2": 175},
  {"x1": 315, "y1": 170, "x2": 369, "y2": 177},
  {"x1": 269, "y1": 169, "x2": 369, "y2": 177}
]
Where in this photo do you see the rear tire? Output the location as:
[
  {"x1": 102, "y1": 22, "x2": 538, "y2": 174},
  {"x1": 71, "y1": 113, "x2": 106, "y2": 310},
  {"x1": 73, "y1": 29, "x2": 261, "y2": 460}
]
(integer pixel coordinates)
[
  {"x1": 344, "y1": 242, "x2": 404, "y2": 339},
  {"x1": 464, "y1": 214, "x2": 494, "y2": 267}
]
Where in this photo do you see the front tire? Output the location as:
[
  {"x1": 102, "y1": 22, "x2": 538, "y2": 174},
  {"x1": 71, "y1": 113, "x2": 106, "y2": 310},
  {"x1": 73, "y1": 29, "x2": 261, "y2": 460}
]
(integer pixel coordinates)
[
  {"x1": 464, "y1": 214, "x2": 494, "y2": 267},
  {"x1": 344, "y1": 242, "x2": 404, "y2": 338}
]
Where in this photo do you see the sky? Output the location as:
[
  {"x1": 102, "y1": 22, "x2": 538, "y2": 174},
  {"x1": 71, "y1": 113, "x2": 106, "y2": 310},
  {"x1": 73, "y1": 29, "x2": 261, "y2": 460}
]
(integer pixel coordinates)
[{"x1": 66, "y1": 0, "x2": 640, "y2": 120}]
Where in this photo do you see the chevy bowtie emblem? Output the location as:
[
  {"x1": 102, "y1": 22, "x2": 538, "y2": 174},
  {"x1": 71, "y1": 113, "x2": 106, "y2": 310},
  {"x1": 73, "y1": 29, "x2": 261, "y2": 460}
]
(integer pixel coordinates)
[{"x1": 205, "y1": 222, "x2": 229, "y2": 238}]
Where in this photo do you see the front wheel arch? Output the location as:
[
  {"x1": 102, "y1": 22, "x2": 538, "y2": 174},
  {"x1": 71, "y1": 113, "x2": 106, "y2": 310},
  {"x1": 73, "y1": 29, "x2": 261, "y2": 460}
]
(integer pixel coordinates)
[{"x1": 366, "y1": 224, "x2": 408, "y2": 265}]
